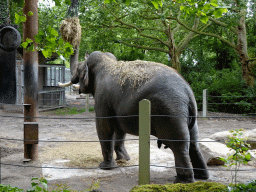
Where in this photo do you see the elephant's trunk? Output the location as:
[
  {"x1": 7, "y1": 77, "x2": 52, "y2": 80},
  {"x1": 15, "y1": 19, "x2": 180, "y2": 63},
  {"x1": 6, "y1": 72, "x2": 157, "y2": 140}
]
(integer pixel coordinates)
[
  {"x1": 58, "y1": 46, "x2": 80, "y2": 88},
  {"x1": 70, "y1": 46, "x2": 79, "y2": 79}
]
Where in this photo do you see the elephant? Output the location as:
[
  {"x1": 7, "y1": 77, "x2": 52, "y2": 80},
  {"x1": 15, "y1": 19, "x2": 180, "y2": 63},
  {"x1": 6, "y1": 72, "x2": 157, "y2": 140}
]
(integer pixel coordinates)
[{"x1": 59, "y1": 51, "x2": 209, "y2": 183}]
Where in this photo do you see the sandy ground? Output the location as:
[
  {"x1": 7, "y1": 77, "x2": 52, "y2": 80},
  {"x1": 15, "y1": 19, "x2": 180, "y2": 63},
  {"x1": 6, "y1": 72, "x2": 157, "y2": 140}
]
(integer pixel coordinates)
[{"x1": 0, "y1": 94, "x2": 256, "y2": 192}]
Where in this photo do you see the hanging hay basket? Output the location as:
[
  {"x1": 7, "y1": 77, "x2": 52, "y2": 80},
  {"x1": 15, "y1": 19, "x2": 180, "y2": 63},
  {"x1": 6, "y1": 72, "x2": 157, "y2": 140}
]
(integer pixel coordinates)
[{"x1": 59, "y1": 17, "x2": 81, "y2": 47}]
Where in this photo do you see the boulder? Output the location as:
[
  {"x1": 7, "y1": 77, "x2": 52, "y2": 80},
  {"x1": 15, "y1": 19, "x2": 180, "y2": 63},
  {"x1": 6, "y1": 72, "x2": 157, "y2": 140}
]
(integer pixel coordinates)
[
  {"x1": 243, "y1": 129, "x2": 256, "y2": 149},
  {"x1": 248, "y1": 149, "x2": 256, "y2": 160},
  {"x1": 199, "y1": 138, "x2": 235, "y2": 165},
  {"x1": 210, "y1": 131, "x2": 233, "y2": 142},
  {"x1": 210, "y1": 129, "x2": 256, "y2": 150}
]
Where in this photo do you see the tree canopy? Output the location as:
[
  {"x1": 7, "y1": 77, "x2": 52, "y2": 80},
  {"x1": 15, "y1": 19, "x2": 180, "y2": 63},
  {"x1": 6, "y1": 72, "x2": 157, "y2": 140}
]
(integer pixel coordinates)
[{"x1": 1, "y1": 0, "x2": 256, "y2": 113}]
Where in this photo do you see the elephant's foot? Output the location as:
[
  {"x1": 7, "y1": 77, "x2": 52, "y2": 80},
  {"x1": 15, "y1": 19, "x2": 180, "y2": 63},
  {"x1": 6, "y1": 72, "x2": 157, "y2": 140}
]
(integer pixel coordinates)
[
  {"x1": 99, "y1": 160, "x2": 117, "y2": 170},
  {"x1": 115, "y1": 150, "x2": 130, "y2": 161},
  {"x1": 174, "y1": 174, "x2": 195, "y2": 184},
  {"x1": 194, "y1": 169, "x2": 209, "y2": 180}
]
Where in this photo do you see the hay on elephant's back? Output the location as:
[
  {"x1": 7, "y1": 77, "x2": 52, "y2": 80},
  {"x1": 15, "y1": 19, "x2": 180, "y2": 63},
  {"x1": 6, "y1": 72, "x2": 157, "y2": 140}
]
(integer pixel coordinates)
[
  {"x1": 106, "y1": 59, "x2": 175, "y2": 87},
  {"x1": 59, "y1": 17, "x2": 81, "y2": 47}
]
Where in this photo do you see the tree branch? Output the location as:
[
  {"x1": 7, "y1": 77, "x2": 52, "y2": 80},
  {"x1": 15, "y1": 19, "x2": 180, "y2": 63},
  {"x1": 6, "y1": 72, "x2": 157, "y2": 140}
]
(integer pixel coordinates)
[
  {"x1": 115, "y1": 19, "x2": 170, "y2": 48},
  {"x1": 165, "y1": 16, "x2": 237, "y2": 50},
  {"x1": 116, "y1": 40, "x2": 169, "y2": 53},
  {"x1": 177, "y1": 18, "x2": 200, "y2": 55},
  {"x1": 209, "y1": 17, "x2": 238, "y2": 35}
]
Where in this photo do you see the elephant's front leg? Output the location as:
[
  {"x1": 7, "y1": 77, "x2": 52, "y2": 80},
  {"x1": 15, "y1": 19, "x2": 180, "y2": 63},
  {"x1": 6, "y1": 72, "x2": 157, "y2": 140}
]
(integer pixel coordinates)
[{"x1": 96, "y1": 118, "x2": 117, "y2": 170}]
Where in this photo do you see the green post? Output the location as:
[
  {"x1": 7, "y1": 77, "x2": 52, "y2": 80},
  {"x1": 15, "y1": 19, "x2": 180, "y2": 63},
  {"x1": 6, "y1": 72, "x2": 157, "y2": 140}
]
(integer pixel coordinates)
[{"x1": 139, "y1": 99, "x2": 151, "y2": 185}]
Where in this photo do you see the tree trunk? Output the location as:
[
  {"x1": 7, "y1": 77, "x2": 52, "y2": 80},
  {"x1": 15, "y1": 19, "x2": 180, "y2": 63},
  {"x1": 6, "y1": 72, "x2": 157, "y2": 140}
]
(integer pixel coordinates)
[
  {"x1": 169, "y1": 51, "x2": 181, "y2": 72},
  {"x1": 237, "y1": 9, "x2": 254, "y2": 86}
]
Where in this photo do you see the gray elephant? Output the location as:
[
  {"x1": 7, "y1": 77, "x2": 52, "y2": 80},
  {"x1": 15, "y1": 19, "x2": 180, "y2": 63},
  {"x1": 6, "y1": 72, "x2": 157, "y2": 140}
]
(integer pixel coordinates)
[{"x1": 59, "y1": 51, "x2": 209, "y2": 183}]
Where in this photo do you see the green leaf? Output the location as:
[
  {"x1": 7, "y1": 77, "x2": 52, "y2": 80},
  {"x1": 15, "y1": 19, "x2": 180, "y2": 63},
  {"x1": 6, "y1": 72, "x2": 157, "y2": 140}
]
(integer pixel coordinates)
[
  {"x1": 213, "y1": 8, "x2": 227, "y2": 18},
  {"x1": 64, "y1": 0, "x2": 71, "y2": 5},
  {"x1": 203, "y1": 4, "x2": 211, "y2": 12},
  {"x1": 180, "y1": 5, "x2": 185, "y2": 11},
  {"x1": 15, "y1": 12, "x2": 26, "y2": 24},
  {"x1": 36, "y1": 186, "x2": 42, "y2": 191},
  {"x1": 210, "y1": 0, "x2": 218, "y2": 7},
  {"x1": 31, "y1": 182, "x2": 38, "y2": 187},
  {"x1": 245, "y1": 153, "x2": 251, "y2": 160},
  {"x1": 125, "y1": 0, "x2": 131, "y2": 6},
  {"x1": 27, "y1": 44, "x2": 35, "y2": 51},
  {"x1": 151, "y1": 1, "x2": 159, "y2": 9},
  {"x1": 50, "y1": 28, "x2": 58, "y2": 37},
  {"x1": 42, "y1": 49, "x2": 51, "y2": 58},
  {"x1": 53, "y1": 0, "x2": 61, "y2": 6},
  {"x1": 27, "y1": 11, "x2": 33, "y2": 16},
  {"x1": 21, "y1": 42, "x2": 28, "y2": 48},
  {"x1": 26, "y1": 38, "x2": 33, "y2": 44},
  {"x1": 104, "y1": 0, "x2": 111, "y2": 3},
  {"x1": 40, "y1": 179, "x2": 48, "y2": 185},
  {"x1": 15, "y1": 0, "x2": 25, "y2": 7},
  {"x1": 34, "y1": 32, "x2": 44, "y2": 43},
  {"x1": 200, "y1": 16, "x2": 209, "y2": 24}
]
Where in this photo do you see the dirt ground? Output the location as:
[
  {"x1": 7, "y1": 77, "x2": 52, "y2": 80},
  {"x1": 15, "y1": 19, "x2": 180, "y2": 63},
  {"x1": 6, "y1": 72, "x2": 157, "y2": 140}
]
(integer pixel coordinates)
[{"x1": 1, "y1": 94, "x2": 256, "y2": 192}]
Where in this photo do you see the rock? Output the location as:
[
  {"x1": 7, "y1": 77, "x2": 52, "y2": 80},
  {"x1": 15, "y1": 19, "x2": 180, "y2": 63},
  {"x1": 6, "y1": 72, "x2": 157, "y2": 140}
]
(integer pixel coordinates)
[
  {"x1": 248, "y1": 149, "x2": 256, "y2": 159},
  {"x1": 210, "y1": 131, "x2": 233, "y2": 142},
  {"x1": 210, "y1": 129, "x2": 256, "y2": 150},
  {"x1": 247, "y1": 150, "x2": 256, "y2": 166},
  {"x1": 199, "y1": 138, "x2": 235, "y2": 165},
  {"x1": 243, "y1": 129, "x2": 256, "y2": 149}
]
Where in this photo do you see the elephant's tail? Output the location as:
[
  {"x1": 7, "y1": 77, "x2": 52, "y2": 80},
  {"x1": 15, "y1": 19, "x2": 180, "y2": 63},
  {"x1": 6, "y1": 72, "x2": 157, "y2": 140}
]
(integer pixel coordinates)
[{"x1": 188, "y1": 100, "x2": 197, "y2": 130}]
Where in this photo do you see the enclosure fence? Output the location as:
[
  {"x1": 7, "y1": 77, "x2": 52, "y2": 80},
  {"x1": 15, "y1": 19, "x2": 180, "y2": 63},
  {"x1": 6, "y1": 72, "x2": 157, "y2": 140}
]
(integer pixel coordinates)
[
  {"x1": 0, "y1": 99, "x2": 256, "y2": 187},
  {"x1": 200, "y1": 89, "x2": 256, "y2": 117}
]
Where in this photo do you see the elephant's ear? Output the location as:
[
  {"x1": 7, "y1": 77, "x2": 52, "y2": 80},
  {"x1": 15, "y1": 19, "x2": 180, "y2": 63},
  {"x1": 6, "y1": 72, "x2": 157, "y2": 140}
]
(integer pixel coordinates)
[{"x1": 83, "y1": 64, "x2": 89, "y2": 86}]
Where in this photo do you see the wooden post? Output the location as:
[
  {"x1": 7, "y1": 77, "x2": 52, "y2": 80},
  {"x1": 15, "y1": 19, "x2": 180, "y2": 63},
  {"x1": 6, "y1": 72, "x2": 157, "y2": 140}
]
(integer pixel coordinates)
[
  {"x1": 203, "y1": 89, "x2": 207, "y2": 117},
  {"x1": 139, "y1": 99, "x2": 151, "y2": 185},
  {"x1": 23, "y1": 0, "x2": 39, "y2": 161}
]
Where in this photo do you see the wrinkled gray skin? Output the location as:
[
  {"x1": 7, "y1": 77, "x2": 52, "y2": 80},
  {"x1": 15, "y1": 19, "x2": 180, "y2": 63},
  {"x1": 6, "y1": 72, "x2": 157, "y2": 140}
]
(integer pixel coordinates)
[{"x1": 70, "y1": 51, "x2": 209, "y2": 183}]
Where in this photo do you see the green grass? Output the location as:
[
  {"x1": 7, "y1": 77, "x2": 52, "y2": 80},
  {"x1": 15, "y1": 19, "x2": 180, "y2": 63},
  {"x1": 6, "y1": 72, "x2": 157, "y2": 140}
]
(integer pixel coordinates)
[{"x1": 54, "y1": 107, "x2": 94, "y2": 115}]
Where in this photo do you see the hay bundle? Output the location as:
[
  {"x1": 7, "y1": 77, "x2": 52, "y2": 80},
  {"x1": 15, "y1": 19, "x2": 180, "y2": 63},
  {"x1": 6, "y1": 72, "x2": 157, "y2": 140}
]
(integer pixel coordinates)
[
  {"x1": 59, "y1": 17, "x2": 81, "y2": 47},
  {"x1": 105, "y1": 59, "x2": 175, "y2": 88}
]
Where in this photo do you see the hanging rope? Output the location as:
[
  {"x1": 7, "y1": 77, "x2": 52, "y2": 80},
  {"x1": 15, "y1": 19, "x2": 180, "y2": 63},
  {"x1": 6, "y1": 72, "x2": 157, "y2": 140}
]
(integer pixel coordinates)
[{"x1": 67, "y1": 0, "x2": 79, "y2": 18}]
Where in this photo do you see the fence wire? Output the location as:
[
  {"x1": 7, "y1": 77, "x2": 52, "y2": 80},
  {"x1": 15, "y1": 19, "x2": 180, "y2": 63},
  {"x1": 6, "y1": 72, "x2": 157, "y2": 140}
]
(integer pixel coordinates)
[
  {"x1": 1, "y1": 161, "x2": 256, "y2": 172},
  {"x1": 0, "y1": 114, "x2": 255, "y2": 119},
  {"x1": 0, "y1": 111, "x2": 256, "y2": 184},
  {"x1": 1, "y1": 137, "x2": 256, "y2": 144}
]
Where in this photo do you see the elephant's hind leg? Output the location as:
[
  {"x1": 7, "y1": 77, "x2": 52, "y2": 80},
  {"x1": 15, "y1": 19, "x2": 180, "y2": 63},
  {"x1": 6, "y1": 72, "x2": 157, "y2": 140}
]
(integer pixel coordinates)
[
  {"x1": 171, "y1": 141, "x2": 195, "y2": 183},
  {"x1": 96, "y1": 118, "x2": 117, "y2": 170},
  {"x1": 157, "y1": 118, "x2": 195, "y2": 183},
  {"x1": 189, "y1": 122, "x2": 209, "y2": 180},
  {"x1": 114, "y1": 129, "x2": 130, "y2": 161}
]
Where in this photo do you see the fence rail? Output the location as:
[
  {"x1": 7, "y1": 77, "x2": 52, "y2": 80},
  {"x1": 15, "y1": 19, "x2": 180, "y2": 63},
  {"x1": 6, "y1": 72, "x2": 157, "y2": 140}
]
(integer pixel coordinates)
[{"x1": 200, "y1": 89, "x2": 256, "y2": 117}]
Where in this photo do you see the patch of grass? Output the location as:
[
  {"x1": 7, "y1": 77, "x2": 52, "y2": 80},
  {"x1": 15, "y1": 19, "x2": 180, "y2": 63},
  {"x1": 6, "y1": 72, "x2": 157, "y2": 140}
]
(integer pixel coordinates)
[
  {"x1": 130, "y1": 181, "x2": 227, "y2": 192},
  {"x1": 0, "y1": 184, "x2": 23, "y2": 192},
  {"x1": 53, "y1": 107, "x2": 94, "y2": 115},
  {"x1": 50, "y1": 181, "x2": 76, "y2": 192}
]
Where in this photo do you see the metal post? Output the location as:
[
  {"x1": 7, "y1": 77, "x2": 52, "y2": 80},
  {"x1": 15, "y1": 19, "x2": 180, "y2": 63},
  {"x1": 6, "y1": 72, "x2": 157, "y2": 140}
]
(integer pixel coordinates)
[
  {"x1": 203, "y1": 89, "x2": 207, "y2": 117},
  {"x1": 139, "y1": 99, "x2": 151, "y2": 185},
  {"x1": 23, "y1": 0, "x2": 39, "y2": 161},
  {"x1": 86, "y1": 94, "x2": 89, "y2": 113},
  {"x1": 0, "y1": 146, "x2": 1, "y2": 184}
]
